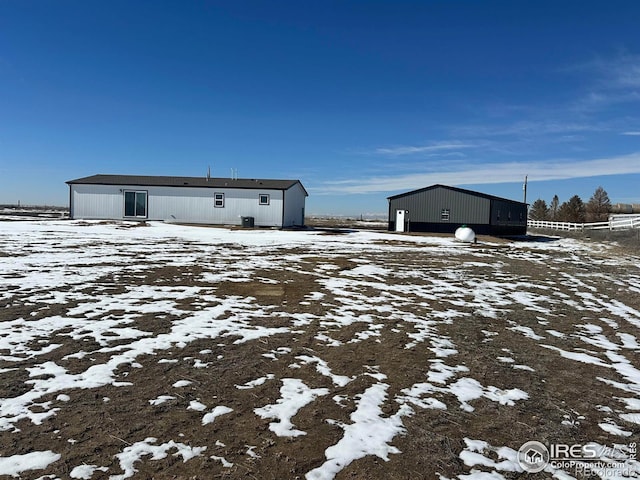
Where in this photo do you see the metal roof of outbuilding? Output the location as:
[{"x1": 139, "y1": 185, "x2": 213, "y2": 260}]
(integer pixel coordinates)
[
  {"x1": 387, "y1": 184, "x2": 527, "y2": 205},
  {"x1": 67, "y1": 174, "x2": 308, "y2": 196}
]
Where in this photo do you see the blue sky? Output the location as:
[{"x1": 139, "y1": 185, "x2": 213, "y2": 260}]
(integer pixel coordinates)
[{"x1": 1, "y1": 1, "x2": 640, "y2": 215}]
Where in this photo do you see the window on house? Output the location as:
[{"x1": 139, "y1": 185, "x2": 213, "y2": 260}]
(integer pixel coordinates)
[
  {"x1": 441, "y1": 208, "x2": 450, "y2": 221},
  {"x1": 214, "y1": 193, "x2": 225, "y2": 208},
  {"x1": 508, "y1": 211, "x2": 512, "y2": 221},
  {"x1": 496, "y1": 210, "x2": 501, "y2": 221},
  {"x1": 124, "y1": 191, "x2": 147, "y2": 217},
  {"x1": 259, "y1": 194, "x2": 270, "y2": 205}
]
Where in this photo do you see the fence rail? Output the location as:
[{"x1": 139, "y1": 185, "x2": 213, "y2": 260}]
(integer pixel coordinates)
[{"x1": 528, "y1": 217, "x2": 640, "y2": 231}]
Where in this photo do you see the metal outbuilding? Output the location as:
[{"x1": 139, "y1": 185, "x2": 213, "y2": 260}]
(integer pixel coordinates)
[
  {"x1": 67, "y1": 174, "x2": 308, "y2": 228},
  {"x1": 388, "y1": 184, "x2": 527, "y2": 235}
]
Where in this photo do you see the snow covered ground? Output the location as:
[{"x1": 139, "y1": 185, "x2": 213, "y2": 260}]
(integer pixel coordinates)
[{"x1": 0, "y1": 220, "x2": 639, "y2": 479}]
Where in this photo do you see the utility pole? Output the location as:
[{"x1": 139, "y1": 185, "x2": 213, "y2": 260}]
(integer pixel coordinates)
[{"x1": 523, "y1": 175, "x2": 528, "y2": 204}]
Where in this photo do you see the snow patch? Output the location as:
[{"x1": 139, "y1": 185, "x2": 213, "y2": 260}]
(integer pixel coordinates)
[
  {"x1": 235, "y1": 374, "x2": 275, "y2": 390},
  {"x1": 202, "y1": 406, "x2": 233, "y2": 425},
  {"x1": 70, "y1": 464, "x2": 109, "y2": 479},
  {"x1": 172, "y1": 380, "x2": 192, "y2": 388},
  {"x1": 110, "y1": 437, "x2": 206, "y2": 480},
  {"x1": 187, "y1": 400, "x2": 207, "y2": 412},
  {"x1": 149, "y1": 395, "x2": 176, "y2": 406},
  {"x1": 306, "y1": 382, "x2": 411, "y2": 480},
  {"x1": 295, "y1": 355, "x2": 354, "y2": 387},
  {"x1": 255, "y1": 379, "x2": 329, "y2": 437},
  {"x1": 0, "y1": 451, "x2": 61, "y2": 477}
]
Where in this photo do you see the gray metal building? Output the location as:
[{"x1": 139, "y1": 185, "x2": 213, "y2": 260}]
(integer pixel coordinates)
[
  {"x1": 67, "y1": 174, "x2": 308, "y2": 228},
  {"x1": 388, "y1": 184, "x2": 527, "y2": 235}
]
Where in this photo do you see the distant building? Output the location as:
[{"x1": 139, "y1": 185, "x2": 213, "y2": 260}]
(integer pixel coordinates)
[
  {"x1": 388, "y1": 184, "x2": 527, "y2": 235},
  {"x1": 609, "y1": 213, "x2": 640, "y2": 223},
  {"x1": 66, "y1": 174, "x2": 308, "y2": 228}
]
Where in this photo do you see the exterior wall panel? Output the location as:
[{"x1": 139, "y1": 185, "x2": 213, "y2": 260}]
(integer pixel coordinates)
[
  {"x1": 489, "y1": 198, "x2": 528, "y2": 234},
  {"x1": 70, "y1": 184, "x2": 292, "y2": 227},
  {"x1": 282, "y1": 183, "x2": 307, "y2": 227},
  {"x1": 148, "y1": 186, "x2": 284, "y2": 226},
  {"x1": 389, "y1": 186, "x2": 489, "y2": 226},
  {"x1": 388, "y1": 185, "x2": 527, "y2": 235},
  {"x1": 71, "y1": 184, "x2": 123, "y2": 219}
]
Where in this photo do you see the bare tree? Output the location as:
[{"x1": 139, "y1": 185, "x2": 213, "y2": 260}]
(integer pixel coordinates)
[{"x1": 586, "y1": 186, "x2": 611, "y2": 222}]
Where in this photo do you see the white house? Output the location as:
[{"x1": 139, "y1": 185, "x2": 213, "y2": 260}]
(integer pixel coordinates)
[{"x1": 66, "y1": 174, "x2": 308, "y2": 228}]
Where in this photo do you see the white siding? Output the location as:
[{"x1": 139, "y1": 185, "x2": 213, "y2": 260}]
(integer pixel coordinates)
[
  {"x1": 282, "y1": 183, "x2": 307, "y2": 227},
  {"x1": 71, "y1": 184, "x2": 123, "y2": 219},
  {"x1": 70, "y1": 184, "x2": 287, "y2": 227}
]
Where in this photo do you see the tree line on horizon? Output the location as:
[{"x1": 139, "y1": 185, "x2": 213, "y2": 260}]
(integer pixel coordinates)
[{"x1": 529, "y1": 186, "x2": 613, "y2": 223}]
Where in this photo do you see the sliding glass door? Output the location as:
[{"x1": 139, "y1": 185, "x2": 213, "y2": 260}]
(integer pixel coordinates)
[{"x1": 124, "y1": 191, "x2": 147, "y2": 218}]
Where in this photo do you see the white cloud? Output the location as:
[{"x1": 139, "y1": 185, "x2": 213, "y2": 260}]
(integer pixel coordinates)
[
  {"x1": 576, "y1": 90, "x2": 640, "y2": 111},
  {"x1": 570, "y1": 53, "x2": 640, "y2": 111},
  {"x1": 314, "y1": 152, "x2": 640, "y2": 195},
  {"x1": 621, "y1": 131, "x2": 640, "y2": 136},
  {"x1": 569, "y1": 53, "x2": 640, "y2": 89},
  {"x1": 372, "y1": 142, "x2": 477, "y2": 156},
  {"x1": 453, "y1": 120, "x2": 605, "y2": 138},
  {"x1": 607, "y1": 54, "x2": 640, "y2": 89}
]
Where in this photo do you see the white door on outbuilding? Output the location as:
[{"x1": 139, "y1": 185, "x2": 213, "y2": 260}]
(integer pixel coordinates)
[{"x1": 395, "y1": 209, "x2": 407, "y2": 232}]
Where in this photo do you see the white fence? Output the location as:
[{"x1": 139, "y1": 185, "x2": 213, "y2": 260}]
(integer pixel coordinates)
[{"x1": 528, "y1": 217, "x2": 640, "y2": 231}]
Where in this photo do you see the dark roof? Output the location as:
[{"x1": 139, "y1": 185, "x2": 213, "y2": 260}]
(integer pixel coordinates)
[
  {"x1": 67, "y1": 174, "x2": 308, "y2": 195},
  {"x1": 387, "y1": 184, "x2": 527, "y2": 205}
]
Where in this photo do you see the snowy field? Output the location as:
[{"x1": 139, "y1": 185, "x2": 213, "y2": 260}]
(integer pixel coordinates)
[{"x1": 0, "y1": 220, "x2": 639, "y2": 479}]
